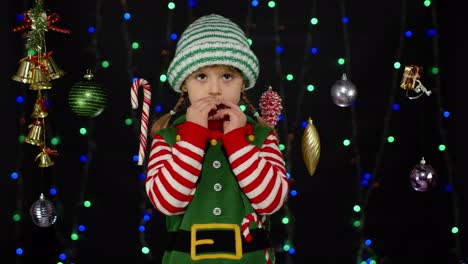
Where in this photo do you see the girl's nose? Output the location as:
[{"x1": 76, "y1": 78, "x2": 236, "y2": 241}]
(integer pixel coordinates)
[{"x1": 208, "y1": 81, "x2": 221, "y2": 96}]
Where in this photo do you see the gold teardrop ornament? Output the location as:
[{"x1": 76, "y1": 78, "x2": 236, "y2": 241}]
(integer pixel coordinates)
[{"x1": 301, "y1": 117, "x2": 321, "y2": 176}]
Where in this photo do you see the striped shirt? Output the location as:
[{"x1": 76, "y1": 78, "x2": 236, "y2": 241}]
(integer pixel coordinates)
[{"x1": 146, "y1": 121, "x2": 289, "y2": 216}]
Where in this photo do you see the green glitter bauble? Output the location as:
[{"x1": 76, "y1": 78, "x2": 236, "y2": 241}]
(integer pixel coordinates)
[{"x1": 68, "y1": 70, "x2": 108, "y2": 118}]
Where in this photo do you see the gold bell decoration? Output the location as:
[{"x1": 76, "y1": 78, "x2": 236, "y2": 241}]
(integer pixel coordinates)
[
  {"x1": 35, "y1": 147, "x2": 57, "y2": 168},
  {"x1": 31, "y1": 96, "x2": 48, "y2": 118},
  {"x1": 11, "y1": 0, "x2": 70, "y2": 83},
  {"x1": 42, "y1": 51, "x2": 65, "y2": 80},
  {"x1": 12, "y1": 56, "x2": 36, "y2": 83},
  {"x1": 24, "y1": 120, "x2": 45, "y2": 146},
  {"x1": 301, "y1": 117, "x2": 321, "y2": 176},
  {"x1": 400, "y1": 65, "x2": 432, "y2": 99},
  {"x1": 29, "y1": 66, "x2": 52, "y2": 90},
  {"x1": 11, "y1": 0, "x2": 70, "y2": 169}
]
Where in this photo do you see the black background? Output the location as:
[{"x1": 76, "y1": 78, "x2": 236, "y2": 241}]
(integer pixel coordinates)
[{"x1": 2, "y1": 0, "x2": 466, "y2": 263}]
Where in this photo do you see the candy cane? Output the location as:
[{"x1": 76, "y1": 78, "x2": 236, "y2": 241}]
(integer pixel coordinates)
[
  {"x1": 131, "y1": 78, "x2": 152, "y2": 165},
  {"x1": 241, "y1": 213, "x2": 271, "y2": 263},
  {"x1": 241, "y1": 212, "x2": 259, "y2": 242}
]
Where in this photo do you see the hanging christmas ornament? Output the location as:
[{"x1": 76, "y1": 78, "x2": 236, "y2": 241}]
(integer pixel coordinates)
[
  {"x1": 400, "y1": 65, "x2": 431, "y2": 99},
  {"x1": 68, "y1": 69, "x2": 108, "y2": 118},
  {"x1": 24, "y1": 0, "x2": 48, "y2": 51},
  {"x1": 11, "y1": 0, "x2": 71, "y2": 51},
  {"x1": 41, "y1": 51, "x2": 65, "y2": 80},
  {"x1": 330, "y1": 73, "x2": 357, "y2": 107},
  {"x1": 29, "y1": 65, "x2": 52, "y2": 90},
  {"x1": 30, "y1": 193, "x2": 57, "y2": 227},
  {"x1": 34, "y1": 147, "x2": 57, "y2": 167},
  {"x1": 409, "y1": 157, "x2": 437, "y2": 192},
  {"x1": 12, "y1": 56, "x2": 35, "y2": 83},
  {"x1": 301, "y1": 117, "x2": 321, "y2": 176},
  {"x1": 31, "y1": 95, "x2": 48, "y2": 118},
  {"x1": 259, "y1": 86, "x2": 283, "y2": 127},
  {"x1": 24, "y1": 120, "x2": 44, "y2": 146},
  {"x1": 11, "y1": 0, "x2": 70, "y2": 84}
]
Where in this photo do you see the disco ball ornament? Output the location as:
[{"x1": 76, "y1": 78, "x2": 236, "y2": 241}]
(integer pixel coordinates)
[
  {"x1": 30, "y1": 193, "x2": 57, "y2": 227},
  {"x1": 68, "y1": 69, "x2": 108, "y2": 118},
  {"x1": 330, "y1": 73, "x2": 357, "y2": 107},
  {"x1": 409, "y1": 157, "x2": 437, "y2": 192}
]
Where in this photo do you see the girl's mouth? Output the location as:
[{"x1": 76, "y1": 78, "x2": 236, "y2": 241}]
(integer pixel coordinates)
[
  {"x1": 208, "y1": 104, "x2": 229, "y2": 120},
  {"x1": 208, "y1": 104, "x2": 227, "y2": 115}
]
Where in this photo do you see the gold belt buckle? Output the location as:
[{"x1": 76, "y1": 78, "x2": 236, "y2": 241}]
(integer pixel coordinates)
[{"x1": 190, "y1": 223, "x2": 242, "y2": 260}]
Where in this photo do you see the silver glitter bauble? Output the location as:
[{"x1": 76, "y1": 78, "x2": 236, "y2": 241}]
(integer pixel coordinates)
[
  {"x1": 30, "y1": 193, "x2": 57, "y2": 227},
  {"x1": 330, "y1": 73, "x2": 357, "y2": 107}
]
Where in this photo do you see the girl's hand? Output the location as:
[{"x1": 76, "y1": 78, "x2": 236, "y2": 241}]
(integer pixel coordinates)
[
  {"x1": 186, "y1": 96, "x2": 221, "y2": 128},
  {"x1": 213, "y1": 100, "x2": 246, "y2": 134}
]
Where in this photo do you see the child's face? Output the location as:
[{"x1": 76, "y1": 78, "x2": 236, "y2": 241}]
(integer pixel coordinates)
[{"x1": 185, "y1": 65, "x2": 244, "y2": 106}]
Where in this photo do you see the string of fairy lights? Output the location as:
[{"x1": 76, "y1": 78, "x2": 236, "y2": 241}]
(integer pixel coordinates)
[
  {"x1": 268, "y1": 2, "x2": 296, "y2": 263},
  {"x1": 11, "y1": 1, "x2": 30, "y2": 262},
  {"x1": 336, "y1": 0, "x2": 365, "y2": 210},
  {"x1": 427, "y1": 1, "x2": 464, "y2": 262},
  {"x1": 295, "y1": 0, "x2": 316, "y2": 120},
  {"x1": 119, "y1": 0, "x2": 155, "y2": 261},
  {"x1": 353, "y1": 0, "x2": 465, "y2": 263},
  {"x1": 355, "y1": 0, "x2": 408, "y2": 261},
  {"x1": 58, "y1": 0, "x2": 107, "y2": 262}
]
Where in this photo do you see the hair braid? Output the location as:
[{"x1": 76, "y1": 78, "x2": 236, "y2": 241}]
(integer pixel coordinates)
[
  {"x1": 241, "y1": 92, "x2": 269, "y2": 127},
  {"x1": 150, "y1": 92, "x2": 187, "y2": 136}
]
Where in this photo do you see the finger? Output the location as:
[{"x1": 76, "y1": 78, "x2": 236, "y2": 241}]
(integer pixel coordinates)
[
  {"x1": 221, "y1": 100, "x2": 241, "y2": 110},
  {"x1": 216, "y1": 108, "x2": 245, "y2": 124},
  {"x1": 212, "y1": 109, "x2": 230, "y2": 119},
  {"x1": 191, "y1": 97, "x2": 219, "y2": 112}
]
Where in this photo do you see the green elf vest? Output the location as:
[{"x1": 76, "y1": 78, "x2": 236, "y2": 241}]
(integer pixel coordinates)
[{"x1": 156, "y1": 115, "x2": 276, "y2": 264}]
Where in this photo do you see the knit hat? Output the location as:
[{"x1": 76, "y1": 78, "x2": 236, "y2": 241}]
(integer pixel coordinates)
[{"x1": 167, "y1": 14, "x2": 260, "y2": 93}]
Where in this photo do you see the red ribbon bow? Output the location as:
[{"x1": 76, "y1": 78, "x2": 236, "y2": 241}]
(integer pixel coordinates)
[
  {"x1": 27, "y1": 51, "x2": 54, "y2": 73},
  {"x1": 40, "y1": 146, "x2": 59, "y2": 156},
  {"x1": 12, "y1": 11, "x2": 71, "y2": 34}
]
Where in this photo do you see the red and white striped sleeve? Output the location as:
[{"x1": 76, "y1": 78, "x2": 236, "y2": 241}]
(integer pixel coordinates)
[
  {"x1": 222, "y1": 127, "x2": 289, "y2": 215},
  {"x1": 145, "y1": 122, "x2": 208, "y2": 215}
]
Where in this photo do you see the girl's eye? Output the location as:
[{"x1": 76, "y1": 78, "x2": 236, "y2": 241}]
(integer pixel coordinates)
[
  {"x1": 196, "y1": 73, "x2": 207, "y2": 80},
  {"x1": 222, "y1": 73, "x2": 233, "y2": 80}
]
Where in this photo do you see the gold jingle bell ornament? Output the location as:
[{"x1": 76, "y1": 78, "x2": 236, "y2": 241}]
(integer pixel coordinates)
[
  {"x1": 400, "y1": 65, "x2": 432, "y2": 99},
  {"x1": 29, "y1": 66, "x2": 52, "y2": 90},
  {"x1": 24, "y1": 120, "x2": 45, "y2": 146},
  {"x1": 35, "y1": 148, "x2": 57, "y2": 168},
  {"x1": 301, "y1": 117, "x2": 321, "y2": 176},
  {"x1": 31, "y1": 97, "x2": 48, "y2": 118},
  {"x1": 11, "y1": 56, "x2": 36, "y2": 83},
  {"x1": 41, "y1": 52, "x2": 65, "y2": 80}
]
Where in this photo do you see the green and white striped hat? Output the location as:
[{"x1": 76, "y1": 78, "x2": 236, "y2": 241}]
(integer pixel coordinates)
[{"x1": 167, "y1": 14, "x2": 260, "y2": 93}]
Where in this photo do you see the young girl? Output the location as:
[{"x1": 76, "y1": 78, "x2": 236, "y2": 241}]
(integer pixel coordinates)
[{"x1": 145, "y1": 14, "x2": 289, "y2": 264}]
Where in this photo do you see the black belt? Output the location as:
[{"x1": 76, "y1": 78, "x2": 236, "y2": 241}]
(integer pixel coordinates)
[{"x1": 167, "y1": 226, "x2": 271, "y2": 255}]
